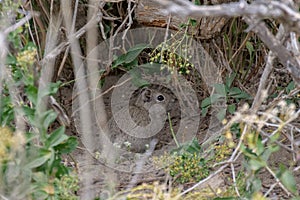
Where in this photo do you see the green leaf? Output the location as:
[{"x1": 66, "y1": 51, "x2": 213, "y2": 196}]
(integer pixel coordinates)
[
  {"x1": 227, "y1": 104, "x2": 236, "y2": 114},
  {"x1": 112, "y1": 43, "x2": 149, "y2": 68},
  {"x1": 250, "y1": 178, "x2": 262, "y2": 193},
  {"x1": 52, "y1": 158, "x2": 70, "y2": 177},
  {"x1": 25, "y1": 150, "x2": 52, "y2": 169},
  {"x1": 194, "y1": 0, "x2": 201, "y2": 5},
  {"x1": 240, "y1": 144, "x2": 257, "y2": 159},
  {"x1": 129, "y1": 43, "x2": 149, "y2": 52},
  {"x1": 201, "y1": 107, "x2": 208, "y2": 117},
  {"x1": 112, "y1": 53, "x2": 128, "y2": 68},
  {"x1": 201, "y1": 97, "x2": 211, "y2": 108},
  {"x1": 41, "y1": 110, "x2": 57, "y2": 130},
  {"x1": 25, "y1": 85, "x2": 38, "y2": 105},
  {"x1": 228, "y1": 87, "x2": 251, "y2": 99},
  {"x1": 261, "y1": 147, "x2": 273, "y2": 162},
  {"x1": 39, "y1": 81, "x2": 61, "y2": 98},
  {"x1": 286, "y1": 81, "x2": 295, "y2": 93},
  {"x1": 140, "y1": 63, "x2": 162, "y2": 74},
  {"x1": 213, "y1": 84, "x2": 227, "y2": 97},
  {"x1": 255, "y1": 136, "x2": 264, "y2": 156},
  {"x1": 216, "y1": 108, "x2": 226, "y2": 121},
  {"x1": 121, "y1": 49, "x2": 141, "y2": 63},
  {"x1": 246, "y1": 41, "x2": 254, "y2": 57},
  {"x1": 25, "y1": 131, "x2": 36, "y2": 143},
  {"x1": 129, "y1": 68, "x2": 150, "y2": 88},
  {"x1": 23, "y1": 106, "x2": 35, "y2": 124},
  {"x1": 184, "y1": 139, "x2": 201, "y2": 154},
  {"x1": 248, "y1": 158, "x2": 266, "y2": 170},
  {"x1": 210, "y1": 93, "x2": 226, "y2": 104},
  {"x1": 123, "y1": 58, "x2": 138, "y2": 69},
  {"x1": 278, "y1": 165, "x2": 298, "y2": 195},
  {"x1": 46, "y1": 126, "x2": 68, "y2": 148},
  {"x1": 170, "y1": 139, "x2": 201, "y2": 155},
  {"x1": 54, "y1": 136, "x2": 78, "y2": 154},
  {"x1": 188, "y1": 19, "x2": 197, "y2": 27},
  {"x1": 225, "y1": 73, "x2": 236, "y2": 89},
  {"x1": 228, "y1": 87, "x2": 242, "y2": 96},
  {"x1": 232, "y1": 91, "x2": 252, "y2": 99},
  {"x1": 6, "y1": 55, "x2": 17, "y2": 65},
  {"x1": 32, "y1": 172, "x2": 48, "y2": 183}
]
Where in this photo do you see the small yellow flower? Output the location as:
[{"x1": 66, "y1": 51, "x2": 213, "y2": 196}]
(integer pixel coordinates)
[{"x1": 16, "y1": 48, "x2": 37, "y2": 68}]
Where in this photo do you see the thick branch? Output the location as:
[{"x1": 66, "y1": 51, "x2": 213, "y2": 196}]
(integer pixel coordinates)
[{"x1": 156, "y1": 0, "x2": 300, "y2": 33}]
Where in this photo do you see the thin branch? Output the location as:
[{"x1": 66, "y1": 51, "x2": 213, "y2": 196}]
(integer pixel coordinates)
[
  {"x1": 3, "y1": 12, "x2": 37, "y2": 35},
  {"x1": 265, "y1": 165, "x2": 293, "y2": 197},
  {"x1": 231, "y1": 163, "x2": 240, "y2": 197}
]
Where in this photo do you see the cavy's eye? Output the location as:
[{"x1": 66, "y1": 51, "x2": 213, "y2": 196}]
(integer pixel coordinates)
[{"x1": 156, "y1": 94, "x2": 165, "y2": 102}]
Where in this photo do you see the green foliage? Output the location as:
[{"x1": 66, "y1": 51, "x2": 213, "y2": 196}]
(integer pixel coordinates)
[
  {"x1": 112, "y1": 43, "x2": 149, "y2": 69},
  {"x1": 213, "y1": 144, "x2": 232, "y2": 163},
  {"x1": 171, "y1": 138, "x2": 202, "y2": 155},
  {"x1": 201, "y1": 73, "x2": 252, "y2": 120},
  {"x1": 54, "y1": 173, "x2": 79, "y2": 200},
  {"x1": 169, "y1": 152, "x2": 210, "y2": 184},
  {"x1": 225, "y1": 119, "x2": 298, "y2": 197},
  {"x1": 159, "y1": 140, "x2": 210, "y2": 184},
  {"x1": 277, "y1": 165, "x2": 298, "y2": 195},
  {"x1": 0, "y1": 7, "x2": 78, "y2": 199}
]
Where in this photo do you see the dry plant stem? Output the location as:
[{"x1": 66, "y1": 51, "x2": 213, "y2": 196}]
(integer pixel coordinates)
[
  {"x1": 36, "y1": 8, "x2": 62, "y2": 125},
  {"x1": 101, "y1": 1, "x2": 137, "y2": 74},
  {"x1": 251, "y1": 24, "x2": 286, "y2": 112},
  {"x1": 168, "y1": 112, "x2": 179, "y2": 147},
  {"x1": 86, "y1": 1, "x2": 118, "y2": 196},
  {"x1": 265, "y1": 165, "x2": 293, "y2": 196},
  {"x1": 0, "y1": 194, "x2": 9, "y2": 200},
  {"x1": 86, "y1": 0, "x2": 105, "y2": 117},
  {"x1": 113, "y1": 1, "x2": 136, "y2": 38},
  {"x1": 290, "y1": 127, "x2": 296, "y2": 162},
  {"x1": 61, "y1": 1, "x2": 98, "y2": 199},
  {"x1": 23, "y1": 4, "x2": 42, "y2": 60},
  {"x1": 42, "y1": 12, "x2": 101, "y2": 63},
  {"x1": 228, "y1": 32, "x2": 251, "y2": 65},
  {"x1": 121, "y1": 0, "x2": 134, "y2": 47},
  {"x1": 57, "y1": 46, "x2": 70, "y2": 77},
  {"x1": 159, "y1": 14, "x2": 171, "y2": 64},
  {"x1": 179, "y1": 163, "x2": 229, "y2": 196},
  {"x1": 260, "y1": 129, "x2": 293, "y2": 153},
  {"x1": 127, "y1": 139, "x2": 157, "y2": 190},
  {"x1": 264, "y1": 181, "x2": 279, "y2": 198},
  {"x1": 251, "y1": 51, "x2": 275, "y2": 112},
  {"x1": 3, "y1": 12, "x2": 35, "y2": 35},
  {"x1": 37, "y1": 0, "x2": 50, "y2": 20},
  {"x1": 97, "y1": 2, "x2": 107, "y2": 40},
  {"x1": 230, "y1": 163, "x2": 240, "y2": 197},
  {"x1": 243, "y1": 17, "x2": 300, "y2": 86}
]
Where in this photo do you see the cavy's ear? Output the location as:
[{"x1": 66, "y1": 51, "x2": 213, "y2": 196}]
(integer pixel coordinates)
[{"x1": 140, "y1": 87, "x2": 152, "y2": 102}]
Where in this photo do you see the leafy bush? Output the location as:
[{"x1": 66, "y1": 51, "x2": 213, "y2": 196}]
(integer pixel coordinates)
[{"x1": 0, "y1": 2, "x2": 78, "y2": 199}]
